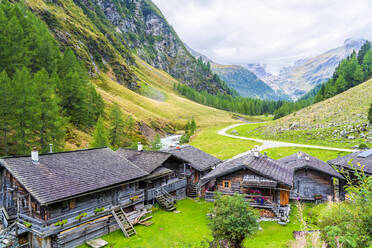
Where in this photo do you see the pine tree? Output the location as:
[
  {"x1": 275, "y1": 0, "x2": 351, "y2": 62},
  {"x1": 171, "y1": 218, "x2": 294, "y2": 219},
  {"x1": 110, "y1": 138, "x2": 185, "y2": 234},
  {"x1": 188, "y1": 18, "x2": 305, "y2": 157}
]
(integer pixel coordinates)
[
  {"x1": 368, "y1": 102, "x2": 372, "y2": 124},
  {"x1": 33, "y1": 69, "x2": 66, "y2": 153},
  {"x1": 0, "y1": 71, "x2": 14, "y2": 155},
  {"x1": 190, "y1": 117, "x2": 196, "y2": 135},
  {"x1": 109, "y1": 103, "x2": 125, "y2": 148},
  {"x1": 90, "y1": 116, "x2": 109, "y2": 148}
]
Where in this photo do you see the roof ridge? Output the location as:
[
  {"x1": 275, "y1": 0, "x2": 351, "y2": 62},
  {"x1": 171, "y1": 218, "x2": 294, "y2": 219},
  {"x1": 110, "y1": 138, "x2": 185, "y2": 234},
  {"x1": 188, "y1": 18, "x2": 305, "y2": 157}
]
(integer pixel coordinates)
[{"x1": 1, "y1": 147, "x2": 110, "y2": 159}]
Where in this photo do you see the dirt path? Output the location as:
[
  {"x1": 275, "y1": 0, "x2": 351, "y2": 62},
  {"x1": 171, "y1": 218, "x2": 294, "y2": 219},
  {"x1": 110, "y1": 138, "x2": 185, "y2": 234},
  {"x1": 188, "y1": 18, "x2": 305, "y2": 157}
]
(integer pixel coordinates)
[{"x1": 218, "y1": 123, "x2": 357, "y2": 157}]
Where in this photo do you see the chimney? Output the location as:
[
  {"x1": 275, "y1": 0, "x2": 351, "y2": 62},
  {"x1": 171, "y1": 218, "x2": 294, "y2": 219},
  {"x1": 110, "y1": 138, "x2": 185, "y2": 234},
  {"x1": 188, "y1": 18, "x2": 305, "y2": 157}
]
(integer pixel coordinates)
[
  {"x1": 305, "y1": 156, "x2": 310, "y2": 161},
  {"x1": 297, "y1": 152, "x2": 302, "y2": 159},
  {"x1": 49, "y1": 144, "x2": 53, "y2": 153},
  {"x1": 263, "y1": 152, "x2": 267, "y2": 157},
  {"x1": 31, "y1": 147, "x2": 39, "y2": 164},
  {"x1": 137, "y1": 142, "x2": 143, "y2": 152},
  {"x1": 253, "y1": 146, "x2": 259, "y2": 158}
]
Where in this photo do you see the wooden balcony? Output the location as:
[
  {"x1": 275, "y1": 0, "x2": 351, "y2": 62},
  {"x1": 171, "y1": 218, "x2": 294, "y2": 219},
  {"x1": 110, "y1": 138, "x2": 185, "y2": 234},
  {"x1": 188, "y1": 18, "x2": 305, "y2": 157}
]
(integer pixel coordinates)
[
  {"x1": 146, "y1": 178, "x2": 187, "y2": 201},
  {"x1": 205, "y1": 191, "x2": 276, "y2": 209},
  {"x1": 17, "y1": 190, "x2": 145, "y2": 238}
]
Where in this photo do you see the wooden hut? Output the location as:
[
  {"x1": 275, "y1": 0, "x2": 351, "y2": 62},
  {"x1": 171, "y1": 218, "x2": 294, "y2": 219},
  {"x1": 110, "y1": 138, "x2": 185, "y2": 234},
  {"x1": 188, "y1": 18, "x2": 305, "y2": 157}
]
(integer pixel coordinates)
[
  {"x1": 0, "y1": 148, "x2": 149, "y2": 248},
  {"x1": 328, "y1": 149, "x2": 372, "y2": 179},
  {"x1": 165, "y1": 145, "x2": 221, "y2": 197},
  {"x1": 199, "y1": 151, "x2": 293, "y2": 219},
  {"x1": 116, "y1": 148, "x2": 188, "y2": 211},
  {"x1": 279, "y1": 151, "x2": 344, "y2": 201}
]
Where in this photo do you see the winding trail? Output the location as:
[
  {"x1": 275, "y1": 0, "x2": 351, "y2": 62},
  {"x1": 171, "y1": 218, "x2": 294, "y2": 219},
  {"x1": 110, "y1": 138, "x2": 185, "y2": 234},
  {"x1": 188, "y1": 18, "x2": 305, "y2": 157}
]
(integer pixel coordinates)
[{"x1": 218, "y1": 123, "x2": 357, "y2": 158}]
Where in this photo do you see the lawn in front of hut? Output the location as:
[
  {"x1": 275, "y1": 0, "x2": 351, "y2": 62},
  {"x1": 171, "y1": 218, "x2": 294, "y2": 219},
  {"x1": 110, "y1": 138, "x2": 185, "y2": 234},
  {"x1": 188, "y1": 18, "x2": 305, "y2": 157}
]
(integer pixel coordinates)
[{"x1": 79, "y1": 199, "x2": 320, "y2": 248}]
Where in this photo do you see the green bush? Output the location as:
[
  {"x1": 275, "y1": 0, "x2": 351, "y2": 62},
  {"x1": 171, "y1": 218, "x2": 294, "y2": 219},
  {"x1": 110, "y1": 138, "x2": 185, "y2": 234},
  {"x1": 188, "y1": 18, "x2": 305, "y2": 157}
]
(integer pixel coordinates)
[{"x1": 318, "y1": 168, "x2": 372, "y2": 247}]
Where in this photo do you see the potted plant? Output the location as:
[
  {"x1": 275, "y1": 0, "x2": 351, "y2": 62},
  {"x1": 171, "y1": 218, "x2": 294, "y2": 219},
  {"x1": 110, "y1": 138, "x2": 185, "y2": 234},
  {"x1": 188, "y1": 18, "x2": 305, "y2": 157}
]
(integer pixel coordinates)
[
  {"x1": 94, "y1": 207, "x2": 105, "y2": 215},
  {"x1": 314, "y1": 194, "x2": 322, "y2": 200},
  {"x1": 24, "y1": 221, "x2": 32, "y2": 228},
  {"x1": 54, "y1": 219, "x2": 67, "y2": 227},
  {"x1": 130, "y1": 195, "x2": 139, "y2": 201},
  {"x1": 75, "y1": 212, "x2": 87, "y2": 221}
]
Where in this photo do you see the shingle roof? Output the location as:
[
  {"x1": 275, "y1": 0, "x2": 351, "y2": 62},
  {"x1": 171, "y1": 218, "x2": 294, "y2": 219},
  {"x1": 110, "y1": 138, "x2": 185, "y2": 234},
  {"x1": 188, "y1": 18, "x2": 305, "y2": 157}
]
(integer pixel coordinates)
[
  {"x1": 116, "y1": 148, "x2": 173, "y2": 174},
  {"x1": 200, "y1": 152, "x2": 293, "y2": 187},
  {"x1": 0, "y1": 148, "x2": 148, "y2": 205},
  {"x1": 279, "y1": 152, "x2": 343, "y2": 179},
  {"x1": 165, "y1": 145, "x2": 221, "y2": 171},
  {"x1": 328, "y1": 149, "x2": 372, "y2": 174}
]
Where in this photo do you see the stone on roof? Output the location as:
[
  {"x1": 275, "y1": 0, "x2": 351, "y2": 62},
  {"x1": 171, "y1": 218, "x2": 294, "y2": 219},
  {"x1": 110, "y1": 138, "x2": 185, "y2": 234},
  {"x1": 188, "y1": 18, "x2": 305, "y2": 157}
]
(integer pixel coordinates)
[
  {"x1": 328, "y1": 149, "x2": 372, "y2": 174},
  {"x1": 165, "y1": 145, "x2": 221, "y2": 171},
  {"x1": 279, "y1": 151, "x2": 343, "y2": 179},
  {"x1": 0, "y1": 148, "x2": 148, "y2": 205}
]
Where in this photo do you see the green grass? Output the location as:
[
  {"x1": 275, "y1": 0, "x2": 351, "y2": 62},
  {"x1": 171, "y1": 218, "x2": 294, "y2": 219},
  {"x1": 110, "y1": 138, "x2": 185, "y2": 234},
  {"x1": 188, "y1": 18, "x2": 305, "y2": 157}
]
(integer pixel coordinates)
[
  {"x1": 191, "y1": 125, "x2": 261, "y2": 160},
  {"x1": 79, "y1": 199, "x2": 213, "y2": 248},
  {"x1": 261, "y1": 147, "x2": 351, "y2": 161},
  {"x1": 228, "y1": 123, "x2": 371, "y2": 149},
  {"x1": 79, "y1": 199, "x2": 322, "y2": 248}
]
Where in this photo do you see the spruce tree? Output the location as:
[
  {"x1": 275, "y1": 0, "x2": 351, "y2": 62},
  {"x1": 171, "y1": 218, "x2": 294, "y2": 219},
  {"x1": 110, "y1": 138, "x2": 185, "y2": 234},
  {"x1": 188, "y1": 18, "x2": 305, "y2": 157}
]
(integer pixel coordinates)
[
  {"x1": 109, "y1": 103, "x2": 125, "y2": 148},
  {"x1": 13, "y1": 68, "x2": 38, "y2": 154},
  {"x1": 90, "y1": 116, "x2": 109, "y2": 148},
  {"x1": 0, "y1": 71, "x2": 14, "y2": 155},
  {"x1": 33, "y1": 69, "x2": 66, "y2": 153},
  {"x1": 368, "y1": 102, "x2": 372, "y2": 124}
]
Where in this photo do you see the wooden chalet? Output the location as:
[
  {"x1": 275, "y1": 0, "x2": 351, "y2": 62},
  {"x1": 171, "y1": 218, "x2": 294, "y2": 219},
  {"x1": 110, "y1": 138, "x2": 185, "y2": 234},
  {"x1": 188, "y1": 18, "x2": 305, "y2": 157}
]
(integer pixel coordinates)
[
  {"x1": 279, "y1": 152, "x2": 344, "y2": 201},
  {"x1": 328, "y1": 149, "x2": 372, "y2": 180},
  {"x1": 0, "y1": 148, "x2": 149, "y2": 248},
  {"x1": 199, "y1": 151, "x2": 293, "y2": 219},
  {"x1": 116, "y1": 148, "x2": 188, "y2": 211},
  {"x1": 165, "y1": 145, "x2": 221, "y2": 197}
]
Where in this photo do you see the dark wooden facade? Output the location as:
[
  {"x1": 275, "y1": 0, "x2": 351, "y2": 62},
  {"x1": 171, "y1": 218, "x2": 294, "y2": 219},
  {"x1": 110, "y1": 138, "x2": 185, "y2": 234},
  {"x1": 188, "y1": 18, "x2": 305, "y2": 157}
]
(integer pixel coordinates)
[
  {"x1": 0, "y1": 166, "x2": 145, "y2": 248},
  {"x1": 206, "y1": 168, "x2": 290, "y2": 207}
]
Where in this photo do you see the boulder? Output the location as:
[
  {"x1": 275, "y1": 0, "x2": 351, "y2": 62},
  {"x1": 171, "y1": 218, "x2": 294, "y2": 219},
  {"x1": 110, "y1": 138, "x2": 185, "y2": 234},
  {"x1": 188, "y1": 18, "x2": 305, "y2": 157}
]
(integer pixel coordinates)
[{"x1": 86, "y1": 239, "x2": 108, "y2": 248}]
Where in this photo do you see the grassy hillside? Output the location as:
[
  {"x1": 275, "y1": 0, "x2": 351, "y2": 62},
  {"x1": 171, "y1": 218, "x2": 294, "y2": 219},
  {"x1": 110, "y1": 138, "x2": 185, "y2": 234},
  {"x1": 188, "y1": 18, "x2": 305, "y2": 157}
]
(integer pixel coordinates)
[
  {"x1": 228, "y1": 79, "x2": 372, "y2": 149},
  {"x1": 66, "y1": 56, "x2": 247, "y2": 150}
]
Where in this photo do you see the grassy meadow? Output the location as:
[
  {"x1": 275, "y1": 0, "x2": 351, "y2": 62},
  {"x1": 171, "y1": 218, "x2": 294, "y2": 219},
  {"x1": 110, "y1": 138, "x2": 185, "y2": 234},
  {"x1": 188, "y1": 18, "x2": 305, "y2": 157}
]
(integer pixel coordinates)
[
  {"x1": 190, "y1": 124, "x2": 261, "y2": 160},
  {"x1": 79, "y1": 199, "x2": 323, "y2": 248}
]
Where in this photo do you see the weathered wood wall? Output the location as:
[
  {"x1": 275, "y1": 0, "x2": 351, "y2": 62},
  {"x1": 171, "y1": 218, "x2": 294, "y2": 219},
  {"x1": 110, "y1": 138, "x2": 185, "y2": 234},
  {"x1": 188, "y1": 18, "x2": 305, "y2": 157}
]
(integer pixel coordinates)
[{"x1": 292, "y1": 168, "x2": 334, "y2": 201}]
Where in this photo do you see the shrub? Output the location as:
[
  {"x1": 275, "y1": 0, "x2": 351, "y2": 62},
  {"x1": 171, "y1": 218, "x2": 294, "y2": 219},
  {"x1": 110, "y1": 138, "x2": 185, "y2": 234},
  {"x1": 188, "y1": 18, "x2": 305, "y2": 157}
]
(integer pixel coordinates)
[
  {"x1": 358, "y1": 143, "x2": 369, "y2": 150},
  {"x1": 209, "y1": 192, "x2": 259, "y2": 248}
]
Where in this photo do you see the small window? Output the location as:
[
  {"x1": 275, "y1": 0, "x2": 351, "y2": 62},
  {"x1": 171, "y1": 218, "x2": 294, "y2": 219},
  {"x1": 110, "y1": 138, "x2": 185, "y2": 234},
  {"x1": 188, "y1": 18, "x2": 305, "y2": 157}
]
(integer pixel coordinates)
[
  {"x1": 223, "y1": 180, "x2": 230, "y2": 188},
  {"x1": 69, "y1": 199, "x2": 76, "y2": 209},
  {"x1": 61, "y1": 201, "x2": 70, "y2": 212}
]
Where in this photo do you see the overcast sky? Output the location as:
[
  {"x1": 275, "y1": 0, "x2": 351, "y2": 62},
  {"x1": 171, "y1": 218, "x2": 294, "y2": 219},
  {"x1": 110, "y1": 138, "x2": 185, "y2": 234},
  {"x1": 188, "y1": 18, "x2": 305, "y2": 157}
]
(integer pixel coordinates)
[{"x1": 152, "y1": 0, "x2": 372, "y2": 73}]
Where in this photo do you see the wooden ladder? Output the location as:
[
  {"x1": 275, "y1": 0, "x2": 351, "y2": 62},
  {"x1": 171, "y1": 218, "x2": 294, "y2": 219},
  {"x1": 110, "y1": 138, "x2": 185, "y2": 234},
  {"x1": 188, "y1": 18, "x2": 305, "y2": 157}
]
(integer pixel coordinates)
[
  {"x1": 111, "y1": 208, "x2": 137, "y2": 238},
  {"x1": 155, "y1": 188, "x2": 176, "y2": 211}
]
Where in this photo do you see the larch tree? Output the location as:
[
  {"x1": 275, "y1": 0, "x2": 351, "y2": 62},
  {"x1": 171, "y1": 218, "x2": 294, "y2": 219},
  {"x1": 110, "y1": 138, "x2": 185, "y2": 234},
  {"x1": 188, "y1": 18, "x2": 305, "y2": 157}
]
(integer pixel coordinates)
[
  {"x1": 90, "y1": 116, "x2": 109, "y2": 148},
  {"x1": 109, "y1": 103, "x2": 125, "y2": 148}
]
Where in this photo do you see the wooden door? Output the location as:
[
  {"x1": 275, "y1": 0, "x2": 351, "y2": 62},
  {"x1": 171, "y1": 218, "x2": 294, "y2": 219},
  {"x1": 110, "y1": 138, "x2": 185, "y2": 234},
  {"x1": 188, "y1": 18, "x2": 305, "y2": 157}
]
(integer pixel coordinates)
[{"x1": 280, "y1": 190, "x2": 289, "y2": 206}]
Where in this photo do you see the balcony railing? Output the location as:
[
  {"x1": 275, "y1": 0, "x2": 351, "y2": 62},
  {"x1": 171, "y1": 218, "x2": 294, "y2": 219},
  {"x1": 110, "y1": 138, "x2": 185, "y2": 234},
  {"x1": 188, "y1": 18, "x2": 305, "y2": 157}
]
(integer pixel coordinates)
[
  {"x1": 17, "y1": 190, "x2": 145, "y2": 237},
  {"x1": 146, "y1": 178, "x2": 187, "y2": 200},
  {"x1": 205, "y1": 191, "x2": 276, "y2": 209}
]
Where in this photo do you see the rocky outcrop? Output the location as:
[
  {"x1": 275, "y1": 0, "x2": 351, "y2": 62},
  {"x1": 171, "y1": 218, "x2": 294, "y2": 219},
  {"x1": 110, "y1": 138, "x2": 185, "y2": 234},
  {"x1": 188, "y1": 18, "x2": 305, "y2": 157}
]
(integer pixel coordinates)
[{"x1": 76, "y1": 0, "x2": 231, "y2": 94}]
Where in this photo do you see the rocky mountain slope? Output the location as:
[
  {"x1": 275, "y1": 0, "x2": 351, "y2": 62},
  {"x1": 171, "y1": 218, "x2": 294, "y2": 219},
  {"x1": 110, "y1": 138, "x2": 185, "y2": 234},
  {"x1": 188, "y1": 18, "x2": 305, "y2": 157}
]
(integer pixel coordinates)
[
  {"x1": 21, "y1": 0, "x2": 242, "y2": 149},
  {"x1": 211, "y1": 64, "x2": 289, "y2": 100},
  {"x1": 28, "y1": 0, "x2": 231, "y2": 95},
  {"x1": 246, "y1": 38, "x2": 365, "y2": 100},
  {"x1": 185, "y1": 45, "x2": 288, "y2": 100}
]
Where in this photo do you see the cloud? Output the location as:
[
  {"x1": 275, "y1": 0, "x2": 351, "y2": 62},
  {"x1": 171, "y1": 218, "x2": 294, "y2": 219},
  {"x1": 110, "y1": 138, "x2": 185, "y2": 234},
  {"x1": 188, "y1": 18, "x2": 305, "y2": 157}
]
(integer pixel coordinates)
[{"x1": 152, "y1": 0, "x2": 372, "y2": 73}]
